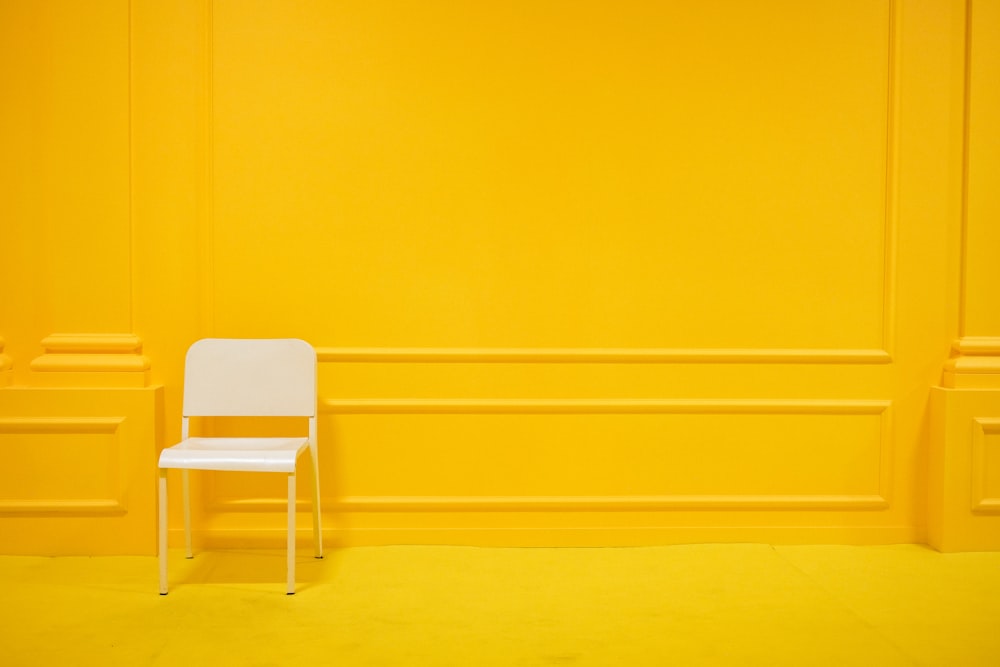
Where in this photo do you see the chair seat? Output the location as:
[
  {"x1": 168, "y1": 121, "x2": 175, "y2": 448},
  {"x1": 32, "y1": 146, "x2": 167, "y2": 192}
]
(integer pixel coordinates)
[{"x1": 158, "y1": 437, "x2": 309, "y2": 473}]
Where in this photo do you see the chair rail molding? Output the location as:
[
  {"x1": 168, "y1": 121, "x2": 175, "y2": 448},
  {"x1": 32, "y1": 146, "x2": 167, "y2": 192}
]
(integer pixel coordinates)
[{"x1": 315, "y1": 347, "x2": 893, "y2": 365}]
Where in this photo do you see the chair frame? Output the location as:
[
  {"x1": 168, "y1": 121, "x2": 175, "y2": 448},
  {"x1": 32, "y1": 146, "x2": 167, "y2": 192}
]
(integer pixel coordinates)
[{"x1": 158, "y1": 338, "x2": 323, "y2": 595}]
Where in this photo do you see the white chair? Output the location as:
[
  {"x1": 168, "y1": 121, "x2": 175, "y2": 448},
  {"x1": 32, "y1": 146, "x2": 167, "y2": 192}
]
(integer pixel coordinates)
[{"x1": 158, "y1": 338, "x2": 323, "y2": 595}]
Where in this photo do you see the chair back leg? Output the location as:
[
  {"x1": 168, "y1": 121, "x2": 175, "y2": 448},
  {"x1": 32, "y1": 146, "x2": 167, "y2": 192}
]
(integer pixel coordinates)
[
  {"x1": 287, "y1": 473, "x2": 296, "y2": 595},
  {"x1": 311, "y1": 452, "x2": 323, "y2": 559},
  {"x1": 182, "y1": 470, "x2": 193, "y2": 559}
]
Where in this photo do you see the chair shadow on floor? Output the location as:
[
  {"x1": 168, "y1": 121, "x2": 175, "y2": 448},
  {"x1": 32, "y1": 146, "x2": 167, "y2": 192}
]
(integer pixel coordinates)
[{"x1": 167, "y1": 549, "x2": 333, "y2": 593}]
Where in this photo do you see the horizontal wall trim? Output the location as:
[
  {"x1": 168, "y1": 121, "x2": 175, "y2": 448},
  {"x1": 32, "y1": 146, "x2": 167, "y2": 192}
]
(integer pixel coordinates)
[
  {"x1": 212, "y1": 494, "x2": 889, "y2": 513},
  {"x1": 953, "y1": 337, "x2": 1000, "y2": 356},
  {"x1": 182, "y1": 524, "x2": 922, "y2": 549},
  {"x1": 316, "y1": 347, "x2": 893, "y2": 365},
  {"x1": 340, "y1": 495, "x2": 891, "y2": 512},
  {"x1": 0, "y1": 417, "x2": 125, "y2": 434},
  {"x1": 30, "y1": 354, "x2": 150, "y2": 373},
  {"x1": 321, "y1": 398, "x2": 891, "y2": 415},
  {"x1": 974, "y1": 500, "x2": 1000, "y2": 513},
  {"x1": 0, "y1": 499, "x2": 126, "y2": 516},
  {"x1": 39, "y1": 333, "x2": 143, "y2": 354}
]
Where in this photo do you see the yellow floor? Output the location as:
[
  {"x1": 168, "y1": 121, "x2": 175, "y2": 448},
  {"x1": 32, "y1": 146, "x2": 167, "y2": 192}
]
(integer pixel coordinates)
[{"x1": 2, "y1": 544, "x2": 999, "y2": 666}]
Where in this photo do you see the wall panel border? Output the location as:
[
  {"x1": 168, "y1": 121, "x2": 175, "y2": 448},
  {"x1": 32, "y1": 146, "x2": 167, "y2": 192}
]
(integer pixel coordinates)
[{"x1": 0, "y1": 417, "x2": 127, "y2": 515}]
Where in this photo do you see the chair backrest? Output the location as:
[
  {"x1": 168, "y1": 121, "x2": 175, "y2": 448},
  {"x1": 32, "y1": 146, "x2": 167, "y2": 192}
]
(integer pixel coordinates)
[{"x1": 182, "y1": 338, "x2": 316, "y2": 417}]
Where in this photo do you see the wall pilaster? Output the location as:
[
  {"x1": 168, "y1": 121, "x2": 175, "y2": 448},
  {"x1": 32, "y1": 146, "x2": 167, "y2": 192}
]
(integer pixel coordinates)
[{"x1": 930, "y1": 0, "x2": 1000, "y2": 551}]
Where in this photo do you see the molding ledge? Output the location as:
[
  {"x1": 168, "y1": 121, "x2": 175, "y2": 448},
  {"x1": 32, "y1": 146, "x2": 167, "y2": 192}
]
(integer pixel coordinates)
[
  {"x1": 943, "y1": 338, "x2": 1000, "y2": 388},
  {"x1": 29, "y1": 334, "x2": 150, "y2": 387}
]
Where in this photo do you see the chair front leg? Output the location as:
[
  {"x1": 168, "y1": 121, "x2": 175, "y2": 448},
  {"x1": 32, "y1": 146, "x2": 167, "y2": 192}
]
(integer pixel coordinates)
[{"x1": 158, "y1": 469, "x2": 168, "y2": 595}]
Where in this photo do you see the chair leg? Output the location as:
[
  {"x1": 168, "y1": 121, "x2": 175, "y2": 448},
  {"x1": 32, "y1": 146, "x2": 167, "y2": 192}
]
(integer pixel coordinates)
[
  {"x1": 310, "y1": 452, "x2": 323, "y2": 559},
  {"x1": 287, "y1": 473, "x2": 296, "y2": 595},
  {"x1": 158, "y1": 469, "x2": 168, "y2": 595},
  {"x1": 181, "y1": 469, "x2": 193, "y2": 559}
]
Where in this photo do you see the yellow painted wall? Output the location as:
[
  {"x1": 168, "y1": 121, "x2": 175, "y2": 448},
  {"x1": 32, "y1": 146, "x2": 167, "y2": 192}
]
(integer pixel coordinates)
[{"x1": 1, "y1": 0, "x2": 997, "y2": 553}]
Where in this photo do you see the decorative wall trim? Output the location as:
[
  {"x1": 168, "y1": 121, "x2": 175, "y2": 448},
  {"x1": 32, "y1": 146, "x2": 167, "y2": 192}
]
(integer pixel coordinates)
[
  {"x1": 316, "y1": 347, "x2": 892, "y2": 365},
  {"x1": 200, "y1": 0, "x2": 216, "y2": 336},
  {"x1": 0, "y1": 417, "x2": 125, "y2": 434},
  {"x1": 942, "y1": 346, "x2": 1000, "y2": 388},
  {"x1": 189, "y1": 523, "x2": 923, "y2": 549},
  {"x1": 36, "y1": 334, "x2": 144, "y2": 354},
  {"x1": 338, "y1": 493, "x2": 889, "y2": 511},
  {"x1": 29, "y1": 334, "x2": 149, "y2": 386},
  {"x1": 215, "y1": 493, "x2": 889, "y2": 514},
  {"x1": 0, "y1": 499, "x2": 126, "y2": 516},
  {"x1": 944, "y1": 356, "x2": 1000, "y2": 375},
  {"x1": 953, "y1": 337, "x2": 1000, "y2": 356},
  {"x1": 972, "y1": 418, "x2": 1000, "y2": 513},
  {"x1": 31, "y1": 355, "x2": 150, "y2": 373},
  {"x1": 210, "y1": 399, "x2": 892, "y2": 513},
  {"x1": 941, "y1": 339, "x2": 1000, "y2": 387},
  {"x1": 0, "y1": 417, "x2": 127, "y2": 515},
  {"x1": 881, "y1": 0, "x2": 901, "y2": 359},
  {"x1": 320, "y1": 397, "x2": 890, "y2": 415}
]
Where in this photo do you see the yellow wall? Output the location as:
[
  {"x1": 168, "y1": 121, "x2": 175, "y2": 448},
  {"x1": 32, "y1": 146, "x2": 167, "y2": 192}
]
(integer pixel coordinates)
[{"x1": 1, "y1": 0, "x2": 997, "y2": 554}]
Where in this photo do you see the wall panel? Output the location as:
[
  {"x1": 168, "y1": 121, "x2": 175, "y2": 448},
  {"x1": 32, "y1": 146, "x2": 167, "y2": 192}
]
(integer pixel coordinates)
[
  {"x1": 0, "y1": 388, "x2": 162, "y2": 555},
  {"x1": 963, "y1": 0, "x2": 1000, "y2": 338},
  {"x1": 0, "y1": 1, "x2": 131, "y2": 348},
  {"x1": 972, "y1": 418, "x2": 1000, "y2": 513},
  {"x1": 0, "y1": 418, "x2": 125, "y2": 514},
  {"x1": 209, "y1": 0, "x2": 892, "y2": 351}
]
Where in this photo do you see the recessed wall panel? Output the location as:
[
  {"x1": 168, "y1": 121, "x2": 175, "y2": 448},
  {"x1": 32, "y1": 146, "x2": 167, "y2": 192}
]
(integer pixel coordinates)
[
  {"x1": 332, "y1": 410, "x2": 885, "y2": 503},
  {"x1": 208, "y1": 403, "x2": 888, "y2": 511},
  {"x1": 0, "y1": 418, "x2": 123, "y2": 513},
  {"x1": 210, "y1": 0, "x2": 891, "y2": 350},
  {"x1": 973, "y1": 419, "x2": 1000, "y2": 513}
]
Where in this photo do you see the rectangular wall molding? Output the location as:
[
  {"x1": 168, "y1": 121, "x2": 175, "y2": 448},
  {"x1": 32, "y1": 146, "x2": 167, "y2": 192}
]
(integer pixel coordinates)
[
  {"x1": 0, "y1": 417, "x2": 126, "y2": 515},
  {"x1": 972, "y1": 418, "x2": 1000, "y2": 513},
  {"x1": 209, "y1": 399, "x2": 892, "y2": 514}
]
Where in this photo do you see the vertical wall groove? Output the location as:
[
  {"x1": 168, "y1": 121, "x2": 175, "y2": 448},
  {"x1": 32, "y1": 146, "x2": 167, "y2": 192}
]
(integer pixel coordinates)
[
  {"x1": 127, "y1": 0, "x2": 135, "y2": 334},
  {"x1": 199, "y1": 0, "x2": 216, "y2": 337},
  {"x1": 883, "y1": 0, "x2": 901, "y2": 359},
  {"x1": 958, "y1": 0, "x2": 974, "y2": 339}
]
